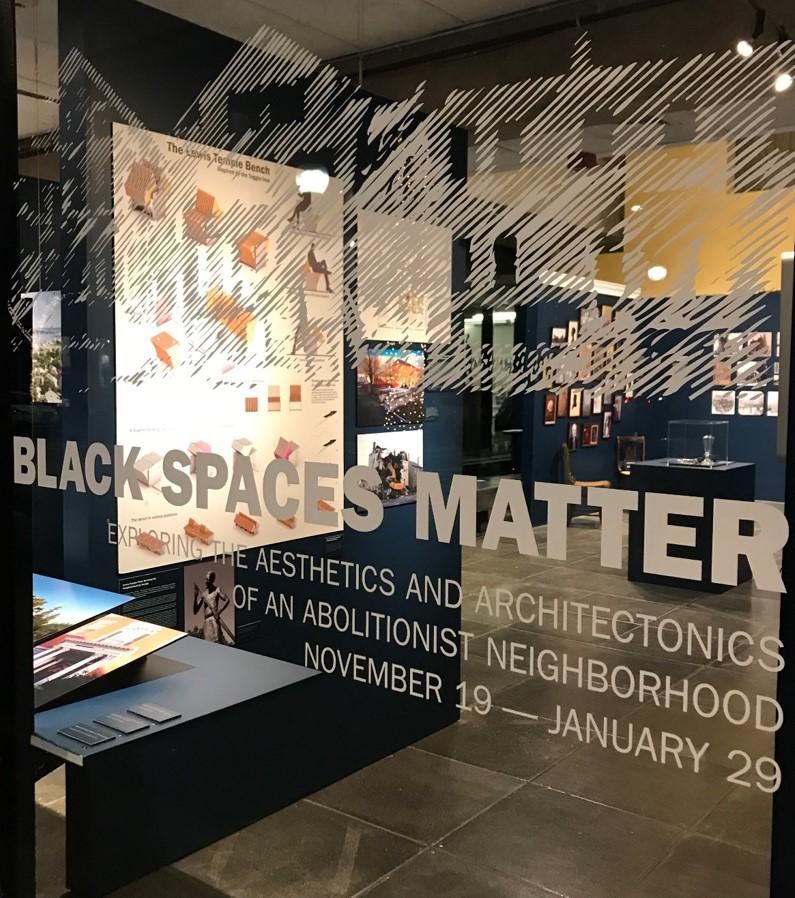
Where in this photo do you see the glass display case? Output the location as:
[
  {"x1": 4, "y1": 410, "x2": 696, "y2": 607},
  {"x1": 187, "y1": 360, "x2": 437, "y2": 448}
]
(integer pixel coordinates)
[{"x1": 666, "y1": 419, "x2": 729, "y2": 467}]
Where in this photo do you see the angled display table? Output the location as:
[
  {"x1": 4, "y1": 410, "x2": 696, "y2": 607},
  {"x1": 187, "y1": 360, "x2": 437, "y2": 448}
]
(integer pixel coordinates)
[
  {"x1": 33, "y1": 638, "x2": 321, "y2": 897},
  {"x1": 625, "y1": 458, "x2": 755, "y2": 593}
]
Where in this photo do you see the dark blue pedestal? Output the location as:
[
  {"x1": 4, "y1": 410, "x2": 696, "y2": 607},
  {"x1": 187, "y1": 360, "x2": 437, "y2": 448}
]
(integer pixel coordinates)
[{"x1": 626, "y1": 458, "x2": 756, "y2": 594}]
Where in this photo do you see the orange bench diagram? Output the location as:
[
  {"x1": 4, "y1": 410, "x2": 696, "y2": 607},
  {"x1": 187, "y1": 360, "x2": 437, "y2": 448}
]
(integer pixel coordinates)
[
  {"x1": 184, "y1": 517, "x2": 214, "y2": 545},
  {"x1": 206, "y1": 288, "x2": 257, "y2": 344}
]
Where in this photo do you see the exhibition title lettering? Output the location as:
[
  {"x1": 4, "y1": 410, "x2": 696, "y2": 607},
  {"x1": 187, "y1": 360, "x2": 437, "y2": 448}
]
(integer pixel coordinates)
[{"x1": 13, "y1": 437, "x2": 788, "y2": 594}]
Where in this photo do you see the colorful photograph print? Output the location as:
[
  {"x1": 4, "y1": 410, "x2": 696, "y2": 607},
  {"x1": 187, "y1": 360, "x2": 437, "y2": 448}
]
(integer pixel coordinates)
[
  {"x1": 34, "y1": 614, "x2": 186, "y2": 709},
  {"x1": 356, "y1": 429, "x2": 424, "y2": 507},
  {"x1": 33, "y1": 575, "x2": 124, "y2": 644},
  {"x1": 29, "y1": 291, "x2": 63, "y2": 404},
  {"x1": 356, "y1": 343, "x2": 425, "y2": 427}
]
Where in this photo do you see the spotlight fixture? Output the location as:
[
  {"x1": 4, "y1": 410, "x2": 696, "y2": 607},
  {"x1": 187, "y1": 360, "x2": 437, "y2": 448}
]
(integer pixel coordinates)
[
  {"x1": 630, "y1": 203, "x2": 643, "y2": 212},
  {"x1": 296, "y1": 168, "x2": 329, "y2": 194},
  {"x1": 736, "y1": 39, "x2": 754, "y2": 57},
  {"x1": 735, "y1": 3, "x2": 766, "y2": 57},
  {"x1": 774, "y1": 71, "x2": 793, "y2": 92},
  {"x1": 647, "y1": 265, "x2": 668, "y2": 282}
]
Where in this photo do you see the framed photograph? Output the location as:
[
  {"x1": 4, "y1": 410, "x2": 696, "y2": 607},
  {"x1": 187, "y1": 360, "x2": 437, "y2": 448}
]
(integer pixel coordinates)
[
  {"x1": 184, "y1": 560, "x2": 236, "y2": 646},
  {"x1": 569, "y1": 387, "x2": 583, "y2": 416},
  {"x1": 582, "y1": 389, "x2": 593, "y2": 417},
  {"x1": 356, "y1": 430, "x2": 424, "y2": 507},
  {"x1": 603, "y1": 392, "x2": 613, "y2": 407},
  {"x1": 579, "y1": 305, "x2": 599, "y2": 329},
  {"x1": 543, "y1": 392, "x2": 557, "y2": 425},
  {"x1": 593, "y1": 391, "x2": 603, "y2": 415},
  {"x1": 567, "y1": 320, "x2": 579, "y2": 344},
  {"x1": 747, "y1": 332, "x2": 772, "y2": 358},
  {"x1": 711, "y1": 390, "x2": 735, "y2": 415},
  {"x1": 568, "y1": 420, "x2": 581, "y2": 450},
  {"x1": 29, "y1": 291, "x2": 63, "y2": 404},
  {"x1": 714, "y1": 332, "x2": 743, "y2": 355},
  {"x1": 590, "y1": 423, "x2": 599, "y2": 445},
  {"x1": 776, "y1": 331, "x2": 780, "y2": 356},
  {"x1": 737, "y1": 360, "x2": 765, "y2": 386},
  {"x1": 578, "y1": 344, "x2": 593, "y2": 381},
  {"x1": 713, "y1": 361, "x2": 732, "y2": 386},
  {"x1": 737, "y1": 390, "x2": 764, "y2": 416},
  {"x1": 582, "y1": 424, "x2": 592, "y2": 447},
  {"x1": 727, "y1": 332, "x2": 744, "y2": 353},
  {"x1": 602, "y1": 410, "x2": 613, "y2": 438},
  {"x1": 774, "y1": 361, "x2": 780, "y2": 385},
  {"x1": 356, "y1": 343, "x2": 425, "y2": 427},
  {"x1": 550, "y1": 326, "x2": 568, "y2": 349},
  {"x1": 613, "y1": 393, "x2": 623, "y2": 421},
  {"x1": 556, "y1": 387, "x2": 570, "y2": 417},
  {"x1": 767, "y1": 391, "x2": 779, "y2": 417},
  {"x1": 600, "y1": 304, "x2": 613, "y2": 321}
]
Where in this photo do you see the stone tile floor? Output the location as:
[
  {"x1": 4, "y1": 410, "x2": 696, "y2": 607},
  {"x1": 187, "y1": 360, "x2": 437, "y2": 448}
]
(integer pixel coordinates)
[{"x1": 35, "y1": 521, "x2": 777, "y2": 897}]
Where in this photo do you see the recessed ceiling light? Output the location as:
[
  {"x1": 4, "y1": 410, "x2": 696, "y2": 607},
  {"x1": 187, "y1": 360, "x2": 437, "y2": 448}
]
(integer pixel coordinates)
[
  {"x1": 774, "y1": 72, "x2": 793, "y2": 93},
  {"x1": 630, "y1": 203, "x2": 643, "y2": 212},
  {"x1": 736, "y1": 39, "x2": 754, "y2": 57},
  {"x1": 647, "y1": 265, "x2": 668, "y2": 282}
]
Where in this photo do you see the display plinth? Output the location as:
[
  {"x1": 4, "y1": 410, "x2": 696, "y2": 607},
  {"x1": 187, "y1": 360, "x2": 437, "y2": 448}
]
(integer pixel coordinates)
[
  {"x1": 626, "y1": 458, "x2": 755, "y2": 593},
  {"x1": 33, "y1": 635, "x2": 458, "y2": 897}
]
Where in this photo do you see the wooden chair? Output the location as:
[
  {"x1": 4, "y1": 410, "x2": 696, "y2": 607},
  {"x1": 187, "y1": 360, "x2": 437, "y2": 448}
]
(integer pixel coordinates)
[
  {"x1": 560, "y1": 443, "x2": 611, "y2": 525},
  {"x1": 616, "y1": 435, "x2": 646, "y2": 482}
]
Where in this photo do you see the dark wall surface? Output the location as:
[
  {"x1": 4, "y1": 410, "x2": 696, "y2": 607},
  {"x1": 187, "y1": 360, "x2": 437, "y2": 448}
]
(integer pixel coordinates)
[{"x1": 522, "y1": 290, "x2": 784, "y2": 520}]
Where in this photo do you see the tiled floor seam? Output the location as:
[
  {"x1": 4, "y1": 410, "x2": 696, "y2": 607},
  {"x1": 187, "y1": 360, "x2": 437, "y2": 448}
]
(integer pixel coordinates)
[
  {"x1": 301, "y1": 798, "x2": 427, "y2": 847},
  {"x1": 347, "y1": 845, "x2": 434, "y2": 898}
]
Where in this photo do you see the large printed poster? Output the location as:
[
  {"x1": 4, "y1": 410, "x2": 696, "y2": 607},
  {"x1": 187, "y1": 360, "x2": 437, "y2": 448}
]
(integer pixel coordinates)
[{"x1": 113, "y1": 124, "x2": 344, "y2": 573}]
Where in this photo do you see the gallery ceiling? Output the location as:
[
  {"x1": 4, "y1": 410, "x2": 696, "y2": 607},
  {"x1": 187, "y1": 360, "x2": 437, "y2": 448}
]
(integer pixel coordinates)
[
  {"x1": 14, "y1": 0, "x2": 562, "y2": 138},
  {"x1": 141, "y1": 0, "x2": 558, "y2": 59}
]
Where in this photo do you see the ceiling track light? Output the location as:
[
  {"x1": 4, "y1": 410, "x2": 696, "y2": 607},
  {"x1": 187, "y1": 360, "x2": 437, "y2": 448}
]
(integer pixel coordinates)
[
  {"x1": 736, "y1": 2, "x2": 767, "y2": 56},
  {"x1": 773, "y1": 26, "x2": 792, "y2": 93}
]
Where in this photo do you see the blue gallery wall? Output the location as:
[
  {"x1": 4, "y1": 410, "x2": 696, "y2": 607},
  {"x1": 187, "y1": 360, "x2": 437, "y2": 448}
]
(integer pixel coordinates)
[
  {"x1": 628, "y1": 291, "x2": 784, "y2": 502},
  {"x1": 58, "y1": 0, "x2": 464, "y2": 646},
  {"x1": 522, "y1": 290, "x2": 785, "y2": 522},
  {"x1": 522, "y1": 293, "x2": 643, "y2": 524}
]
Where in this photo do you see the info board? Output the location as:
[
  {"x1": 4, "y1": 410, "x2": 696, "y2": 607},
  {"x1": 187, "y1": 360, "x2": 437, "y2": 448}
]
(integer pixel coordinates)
[{"x1": 113, "y1": 124, "x2": 344, "y2": 573}]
